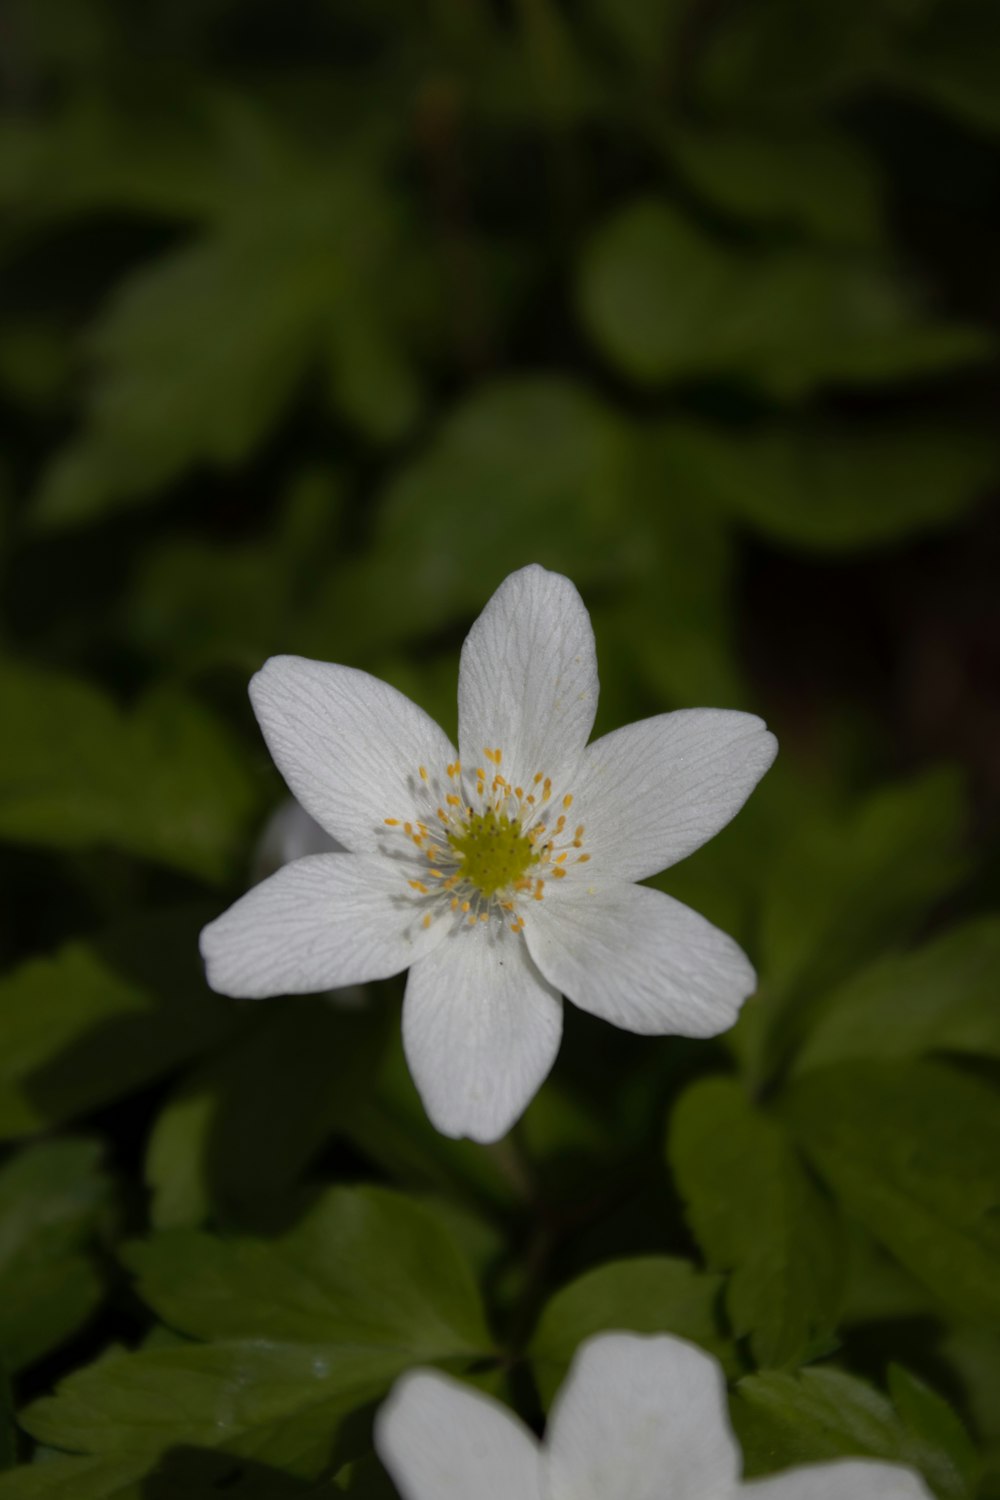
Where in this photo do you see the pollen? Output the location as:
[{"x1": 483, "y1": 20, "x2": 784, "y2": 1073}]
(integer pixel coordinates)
[
  {"x1": 447, "y1": 807, "x2": 539, "y2": 900},
  {"x1": 384, "y1": 746, "x2": 590, "y2": 931}
]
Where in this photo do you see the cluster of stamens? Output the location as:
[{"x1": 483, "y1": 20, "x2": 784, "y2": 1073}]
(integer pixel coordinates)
[{"x1": 383, "y1": 747, "x2": 590, "y2": 934}]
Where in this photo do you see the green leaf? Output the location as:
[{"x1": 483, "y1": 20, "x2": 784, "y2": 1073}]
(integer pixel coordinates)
[
  {"x1": 577, "y1": 198, "x2": 993, "y2": 395},
  {"x1": 0, "y1": 1447, "x2": 337, "y2": 1499},
  {"x1": 839, "y1": 1225, "x2": 940, "y2": 1328},
  {"x1": 938, "y1": 1324, "x2": 1000, "y2": 1481},
  {"x1": 612, "y1": 431, "x2": 743, "y2": 709},
  {"x1": 733, "y1": 1365, "x2": 974, "y2": 1499},
  {"x1": 0, "y1": 662, "x2": 261, "y2": 881},
  {"x1": 0, "y1": 1454, "x2": 154, "y2": 1500},
  {"x1": 694, "y1": 0, "x2": 898, "y2": 116},
  {"x1": 301, "y1": 379, "x2": 639, "y2": 655},
  {"x1": 891, "y1": 0, "x2": 1000, "y2": 135},
  {"x1": 0, "y1": 1140, "x2": 110, "y2": 1371},
  {"x1": 654, "y1": 419, "x2": 999, "y2": 551},
  {"x1": 793, "y1": 917, "x2": 1000, "y2": 1076},
  {"x1": 124, "y1": 1186, "x2": 490, "y2": 1352},
  {"x1": 783, "y1": 1061, "x2": 1000, "y2": 1329},
  {"x1": 21, "y1": 1343, "x2": 397, "y2": 1474},
  {"x1": 31, "y1": 229, "x2": 323, "y2": 526},
  {"x1": 665, "y1": 128, "x2": 884, "y2": 246},
  {"x1": 0, "y1": 91, "x2": 290, "y2": 232},
  {"x1": 529, "y1": 1256, "x2": 733, "y2": 1407},
  {"x1": 30, "y1": 158, "x2": 416, "y2": 527},
  {"x1": 888, "y1": 1366, "x2": 981, "y2": 1500},
  {"x1": 23, "y1": 1187, "x2": 491, "y2": 1474},
  {"x1": 326, "y1": 302, "x2": 423, "y2": 444},
  {"x1": 123, "y1": 468, "x2": 343, "y2": 674},
  {"x1": 0, "y1": 911, "x2": 236, "y2": 1140},
  {"x1": 668, "y1": 1077, "x2": 843, "y2": 1369},
  {"x1": 585, "y1": 0, "x2": 687, "y2": 78},
  {"x1": 735, "y1": 771, "x2": 968, "y2": 1088},
  {"x1": 146, "y1": 998, "x2": 388, "y2": 1231}
]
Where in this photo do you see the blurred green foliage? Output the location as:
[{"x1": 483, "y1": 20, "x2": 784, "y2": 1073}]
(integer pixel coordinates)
[{"x1": 0, "y1": 0, "x2": 999, "y2": 1495}]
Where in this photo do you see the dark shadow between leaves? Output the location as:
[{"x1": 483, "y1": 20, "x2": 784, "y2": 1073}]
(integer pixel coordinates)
[{"x1": 140, "y1": 1445, "x2": 323, "y2": 1499}]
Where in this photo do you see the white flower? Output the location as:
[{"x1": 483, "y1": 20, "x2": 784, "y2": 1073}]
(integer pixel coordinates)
[
  {"x1": 374, "y1": 1332, "x2": 932, "y2": 1500},
  {"x1": 200, "y1": 564, "x2": 776, "y2": 1142}
]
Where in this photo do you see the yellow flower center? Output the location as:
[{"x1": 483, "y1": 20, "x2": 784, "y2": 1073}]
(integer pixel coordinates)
[
  {"x1": 447, "y1": 808, "x2": 539, "y2": 899},
  {"x1": 383, "y1": 746, "x2": 591, "y2": 934}
]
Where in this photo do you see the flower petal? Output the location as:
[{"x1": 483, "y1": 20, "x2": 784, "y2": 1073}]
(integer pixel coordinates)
[
  {"x1": 250, "y1": 657, "x2": 456, "y2": 853},
  {"x1": 375, "y1": 1369, "x2": 543, "y2": 1500},
  {"x1": 572, "y1": 709, "x2": 777, "y2": 882},
  {"x1": 524, "y1": 881, "x2": 754, "y2": 1037},
  {"x1": 544, "y1": 1332, "x2": 740, "y2": 1500},
  {"x1": 200, "y1": 853, "x2": 442, "y2": 999},
  {"x1": 744, "y1": 1460, "x2": 933, "y2": 1500},
  {"x1": 402, "y1": 923, "x2": 562, "y2": 1142},
  {"x1": 457, "y1": 565, "x2": 598, "y2": 790}
]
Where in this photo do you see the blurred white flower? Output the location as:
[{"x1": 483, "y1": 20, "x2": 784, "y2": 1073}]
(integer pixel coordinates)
[
  {"x1": 375, "y1": 1332, "x2": 932, "y2": 1500},
  {"x1": 201, "y1": 564, "x2": 776, "y2": 1142},
  {"x1": 252, "y1": 797, "x2": 343, "y2": 883}
]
